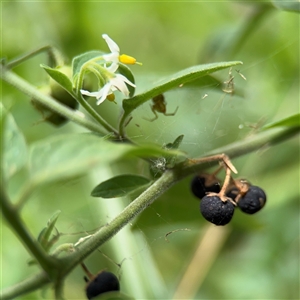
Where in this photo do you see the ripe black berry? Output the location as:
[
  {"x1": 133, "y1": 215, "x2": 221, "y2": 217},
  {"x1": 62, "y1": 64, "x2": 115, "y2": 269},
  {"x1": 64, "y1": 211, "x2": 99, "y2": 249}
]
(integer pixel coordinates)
[
  {"x1": 191, "y1": 175, "x2": 221, "y2": 199},
  {"x1": 200, "y1": 195, "x2": 235, "y2": 225},
  {"x1": 85, "y1": 271, "x2": 120, "y2": 299},
  {"x1": 238, "y1": 186, "x2": 266, "y2": 214}
]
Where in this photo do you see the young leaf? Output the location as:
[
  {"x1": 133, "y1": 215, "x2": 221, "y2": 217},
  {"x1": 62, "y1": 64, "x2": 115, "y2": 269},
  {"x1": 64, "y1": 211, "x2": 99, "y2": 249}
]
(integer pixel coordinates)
[
  {"x1": 164, "y1": 134, "x2": 185, "y2": 168},
  {"x1": 37, "y1": 210, "x2": 61, "y2": 251},
  {"x1": 262, "y1": 114, "x2": 300, "y2": 130},
  {"x1": 1, "y1": 103, "x2": 28, "y2": 181},
  {"x1": 91, "y1": 175, "x2": 151, "y2": 198},
  {"x1": 40, "y1": 64, "x2": 74, "y2": 95},
  {"x1": 28, "y1": 134, "x2": 184, "y2": 186},
  {"x1": 72, "y1": 50, "x2": 105, "y2": 79},
  {"x1": 122, "y1": 61, "x2": 243, "y2": 117},
  {"x1": 164, "y1": 135, "x2": 184, "y2": 150}
]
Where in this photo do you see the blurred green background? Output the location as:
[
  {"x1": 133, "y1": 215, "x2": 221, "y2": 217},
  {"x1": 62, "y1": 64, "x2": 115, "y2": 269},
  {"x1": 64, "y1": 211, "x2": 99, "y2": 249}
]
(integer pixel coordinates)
[{"x1": 1, "y1": 1, "x2": 299, "y2": 299}]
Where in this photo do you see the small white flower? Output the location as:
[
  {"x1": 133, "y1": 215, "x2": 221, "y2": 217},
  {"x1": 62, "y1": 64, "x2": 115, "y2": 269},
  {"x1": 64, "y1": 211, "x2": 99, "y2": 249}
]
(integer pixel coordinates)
[
  {"x1": 80, "y1": 63, "x2": 135, "y2": 105},
  {"x1": 102, "y1": 34, "x2": 140, "y2": 65},
  {"x1": 102, "y1": 34, "x2": 120, "y2": 63}
]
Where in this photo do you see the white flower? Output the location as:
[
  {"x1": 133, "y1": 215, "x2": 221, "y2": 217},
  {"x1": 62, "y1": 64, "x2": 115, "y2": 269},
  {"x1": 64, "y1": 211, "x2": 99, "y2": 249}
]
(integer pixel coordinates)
[
  {"x1": 102, "y1": 34, "x2": 139, "y2": 65},
  {"x1": 102, "y1": 34, "x2": 120, "y2": 63},
  {"x1": 80, "y1": 63, "x2": 135, "y2": 105}
]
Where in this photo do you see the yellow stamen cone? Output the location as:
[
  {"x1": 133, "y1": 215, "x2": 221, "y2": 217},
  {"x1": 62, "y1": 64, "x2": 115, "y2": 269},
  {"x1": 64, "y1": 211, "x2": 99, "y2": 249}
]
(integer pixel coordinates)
[{"x1": 119, "y1": 54, "x2": 142, "y2": 65}]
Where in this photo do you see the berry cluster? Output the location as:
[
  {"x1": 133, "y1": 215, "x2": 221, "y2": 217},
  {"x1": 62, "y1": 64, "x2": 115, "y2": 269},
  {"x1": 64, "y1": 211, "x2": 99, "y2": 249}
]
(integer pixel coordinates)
[
  {"x1": 82, "y1": 263, "x2": 120, "y2": 299},
  {"x1": 191, "y1": 164, "x2": 266, "y2": 226}
]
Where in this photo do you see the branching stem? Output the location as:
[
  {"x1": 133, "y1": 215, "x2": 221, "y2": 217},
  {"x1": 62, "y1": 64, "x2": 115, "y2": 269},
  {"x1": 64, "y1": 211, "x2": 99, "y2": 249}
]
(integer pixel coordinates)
[
  {"x1": 1, "y1": 126, "x2": 299, "y2": 299},
  {"x1": 0, "y1": 186, "x2": 60, "y2": 277},
  {"x1": 0, "y1": 65, "x2": 108, "y2": 135}
]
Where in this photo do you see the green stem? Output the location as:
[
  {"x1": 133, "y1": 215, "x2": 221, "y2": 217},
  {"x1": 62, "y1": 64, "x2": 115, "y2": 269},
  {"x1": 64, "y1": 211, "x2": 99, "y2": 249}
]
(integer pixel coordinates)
[
  {"x1": 76, "y1": 93, "x2": 119, "y2": 136},
  {"x1": 5, "y1": 45, "x2": 63, "y2": 69},
  {"x1": 179, "y1": 126, "x2": 299, "y2": 178},
  {"x1": 54, "y1": 280, "x2": 65, "y2": 300},
  {"x1": 60, "y1": 126, "x2": 300, "y2": 275},
  {"x1": 0, "y1": 186, "x2": 60, "y2": 277},
  {"x1": 0, "y1": 65, "x2": 107, "y2": 135},
  {"x1": 0, "y1": 272, "x2": 50, "y2": 300},
  {"x1": 1, "y1": 126, "x2": 299, "y2": 299},
  {"x1": 62, "y1": 167, "x2": 177, "y2": 274},
  {"x1": 119, "y1": 111, "x2": 129, "y2": 138}
]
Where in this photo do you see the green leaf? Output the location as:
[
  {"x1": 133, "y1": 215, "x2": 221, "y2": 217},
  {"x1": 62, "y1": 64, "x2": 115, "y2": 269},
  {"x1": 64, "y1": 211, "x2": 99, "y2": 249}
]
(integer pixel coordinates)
[
  {"x1": 37, "y1": 210, "x2": 61, "y2": 251},
  {"x1": 1, "y1": 103, "x2": 28, "y2": 181},
  {"x1": 40, "y1": 64, "x2": 74, "y2": 94},
  {"x1": 272, "y1": 0, "x2": 300, "y2": 13},
  {"x1": 149, "y1": 135, "x2": 186, "y2": 178},
  {"x1": 164, "y1": 134, "x2": 184, "y2": 150},
  {"x1": 164, "y1": 134, "x2": 185, "y2": 168},
  {"x1": 28, "y1": 134, "x2": 184, "y2": 186},
  {"x1": 183, "y1": 74, "x2": 222, "y2": 89},
  {"x1": 185, "y1": 74, "x2": 244, "y2": 97},
  {"x1": 122, "y1": 61, "x2": 243, "y2": 117},
  {"x1": 262, "y1": 114, "x2": 300, "y2": 130},
  {"x1": 126, "y1": 144, "x2": 184, "y2": 159},
  {"x1": 91, "y1": 175, "x2": 151, "y2": 198},
  {"x1": 72, "y1": 50, "x2": 105, "y2": 79}
]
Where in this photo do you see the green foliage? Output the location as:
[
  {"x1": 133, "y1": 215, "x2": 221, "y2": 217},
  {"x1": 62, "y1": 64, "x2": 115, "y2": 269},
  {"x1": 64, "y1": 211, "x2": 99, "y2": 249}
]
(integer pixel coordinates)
[
  {"x1": 28, "y1": 133, "x2": 183, "y2": 186},
  {"x1": 37, "y1": 210, "x2": 61, "y2": 252},
  {"x1": 163, "y1": 134, "x2": 184, "y2": 166},
  {"x1": 91, "y1": 175, "x2": 151, "y2": 198},
  {"x1": 41, "y1": 64, "x2": 74, "y2": 95},
  {"x1": 1, "y1": 2, "x2": 299, "y2": 300},
  {"x1": 72, "y1": 51, "x2": 106, "y2": 80},
  {"x1": 122, "y1": 61, "x2": 242, "y2": 116},
  {"x1": 1, "y1": 103, "x2": 28, "y2": 181},
  {"x1": 263, "y1": 113, "x2": 300, "y2": 129}
]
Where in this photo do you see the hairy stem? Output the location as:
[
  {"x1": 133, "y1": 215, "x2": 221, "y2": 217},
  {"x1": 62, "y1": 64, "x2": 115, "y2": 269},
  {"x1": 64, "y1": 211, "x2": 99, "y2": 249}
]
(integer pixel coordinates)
[
  {"x1": 76, "y1": 93, "x2": 119, "y2": 136},
  {"x1": 51, "y1": 126, "x2": 300, "y2": 274},
  {"x1": 1, "y1": 125, "x2": 299, "y2": 299},
  {"x1": 5, "y1": 45, "x2": 63, "y2": 69},
  {"x1": 0, "y1": 272, "x2": 50, "y2": 300},
  {"x1": 0, "y1": 65, "x2": 107, "y2": 135},
  {"x1": 0, "y1": 186, "x2": 60, "y2": 277}
]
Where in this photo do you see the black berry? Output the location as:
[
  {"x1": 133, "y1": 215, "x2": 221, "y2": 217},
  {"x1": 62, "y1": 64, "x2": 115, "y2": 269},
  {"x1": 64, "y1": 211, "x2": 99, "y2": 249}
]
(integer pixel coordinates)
[
  {"x1": 200, "y1": 195, "x2": 235, "y2": 225},
  {"x1": 85, "y1": 271, "x2": 120, "y2": 299},
  {"x1": 191, "y1": 175, "x2": 221, "y2": 199},
  {"x1": 238, "y1": 186, "x2": 266, "y2": 214}
]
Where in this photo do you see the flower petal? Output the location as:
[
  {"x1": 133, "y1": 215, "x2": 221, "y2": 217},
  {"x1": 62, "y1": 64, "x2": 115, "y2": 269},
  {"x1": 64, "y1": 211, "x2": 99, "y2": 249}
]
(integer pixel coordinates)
[
  {"x1": 103, "y1": 52, "x2": 119, "y2": 63},
  {"x1": 115, "y1": 73, "x2": 136, "y2": 87},
  {"x1": 110, "y1": 77, "x2": 130, "y2": 97},
  {"x1": 96, "y1": 83, "x2": 112, "y2": 105},
  {"x1": 106, "y1": 63, "x2": 119, "y2": 74},
  {"x1": 80, "y1": 89, "x2": 102, "y2": 98},
  {"x1": 102, "y1": 34, "x2": 120, "y2": 54}
]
